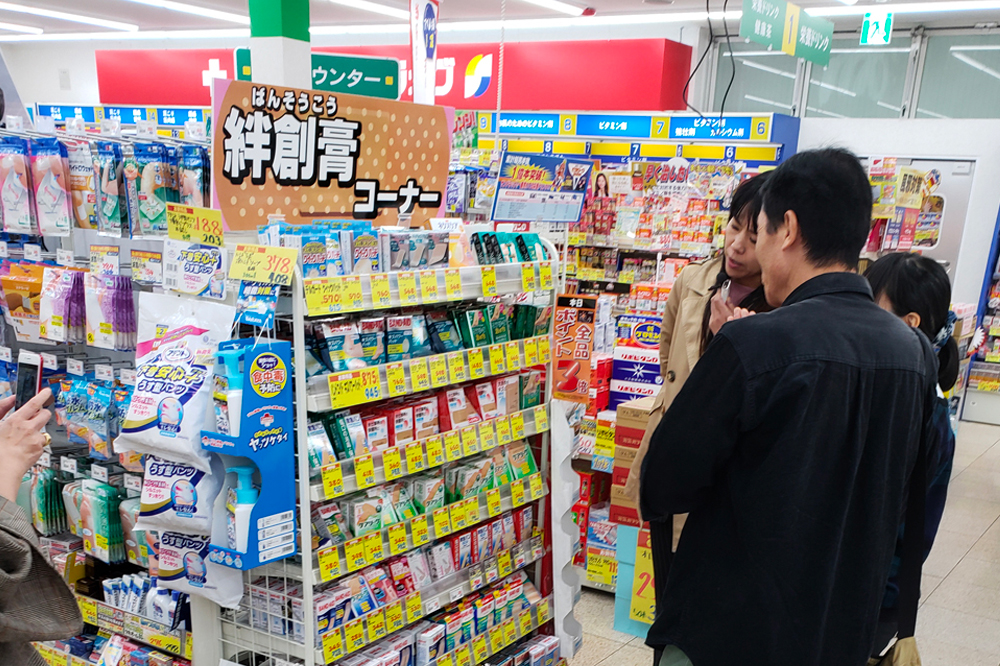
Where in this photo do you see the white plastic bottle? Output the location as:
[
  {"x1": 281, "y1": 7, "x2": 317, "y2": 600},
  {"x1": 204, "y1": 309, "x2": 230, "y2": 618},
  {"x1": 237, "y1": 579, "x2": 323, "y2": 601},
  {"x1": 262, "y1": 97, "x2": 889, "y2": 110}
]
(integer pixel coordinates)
[{"x1": 226, "y1": 465, "x2": 259, "y2": 552}]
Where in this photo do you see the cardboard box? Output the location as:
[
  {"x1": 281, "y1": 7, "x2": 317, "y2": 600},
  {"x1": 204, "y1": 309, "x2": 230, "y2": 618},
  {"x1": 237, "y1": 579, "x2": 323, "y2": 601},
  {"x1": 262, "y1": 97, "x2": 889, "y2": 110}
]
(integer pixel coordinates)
[
  {"x1": 610, "y1": 396, "x2": 658, "y2": 526},
  {"x1": 609, "y1": 484, "x2": 640, "y2": 527}
]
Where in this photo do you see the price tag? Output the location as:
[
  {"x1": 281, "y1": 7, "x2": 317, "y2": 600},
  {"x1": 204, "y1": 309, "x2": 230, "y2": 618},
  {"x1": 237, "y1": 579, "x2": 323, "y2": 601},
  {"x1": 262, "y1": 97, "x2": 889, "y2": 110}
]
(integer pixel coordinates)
[
  {"x1": 433, "y1": 507, "x2": 452, "y2": 537},
  {"x1": 539, "y1": 262, "x2": 554, "y2": 290},
  {"x1": 344, "y1": 618, "x2": 366, "y2": 653},
  {"x1": 323, "y1": 629, "x2": 345, "y2": 662},
  {"x1": 450, "y1": 503, "x2": 468, "y2": 532},
  {"x1": 510, "y1": 412, "x2": 526, "y2": 440},
  {"x1": 503, "y1": 619, "x2": 516, "y2": 645},
  {"x1": 505, "y1": 341, "x2": 522, "y2": 371},
  {"x1": 89, "y1": 245, "x2": 119, "y2": 275},
  {"x1": 345, "y1": 538, "x2": 367, "y2": 572},
  {"x1": 228, "y1": 243, "x2": 297, "y2": 286},
  {"x1": 489, "y1": 344, "x2": 506, "y2": 374},
  {"x1": 486, "y1": 560, "x2": 499, "y2": 584},
  {"x1": 521, "y1": 263, "x2": 538, "y2": 292},
  {"x1": 24, "y1": 243, "x2": 42, "y2": 262},
  {"x1": 511, "y1": 479, "x2": 527, "y2": 507},
  {"x1": 0, "y1": 347, "x2": 11, "y2": 364},
  {"x1": 385, "y1": 601, "x2": 405, "y2": 633},
  {"x1": 438, "y1": 653, "x2": 455, "y2": 666},
  {"x1": 383, "y1": 447, "x2": 403, "y2": 481},
  {"x1": 322, "y1": 462, "x2": 345, "y2": 499},
  {"x1": 481, "y1": 266, "x2": 498, "y2": 297},
  {"x1": 523, "y1": 338, "x2": 539, "y2": 366},
  {"x1": 388, "y1": 522, "x2": 408, "y2": 555},
  {"x1": 319, "y1": 547, "x2": 341, "y2": 582},
  {"x1": 461, "y1": 426, "x2": 479, "y2": 456},
  {"x1": 425, "y1": 436, "x2": 445, "y2": 467},
  {"x1": 496, "y1": 417, "x2": 512, "y2": 445},
  {"x1": 538, "y1": 337, "x2": 551, "y2": 363},
  {"x1": 328, "y1": 367, "x2": 383, "y2": 410},
  {"x1": 38, "y1": 451, "x2": 51, "y2": 467},
  {"x1": 398, "y1": 272, "x2": 418, "y2": 305},
  {"x1": 341, "y1": 275, "x2": 364, "y2": 312},
  {"x1": 514, "y1": 547, "x2": 527, "y2": 569},
  {"x1": 429, "y1": 355, "x2": 448, "y2": 388},
  {"x1": 497, "y1": 550, "x2": 513, "y2": 578},
  {"x1": 367, "y1": 608, "x2": 387, "y2": 640},
  {"x1": 167, "y1": 203, "x2": 224, "y2": 246},
  {"x1": 0, "y1": 241, "x2": 6, "y2": 258},
  {"x1": 479, "y1": 421, "x2": 496, "y2": 450},
  {"x1": 465, "y1": 497, "x2": 481, "y2": 524},
  {"x1": 519, "y1": 610, "x2": 533, "y2": 636},
  {"x1": 370, "y1": 273, "x2": 392, "y2": 308},
  {"x1": 92, "y1": 464, "x2": 108, "y2": 482},
  {"x1": 420, "y1": 270, "x2": 440, "y2": 303},
  {"x1": 467, "y1": 347, "x2": 485, "y2": 379},
  {"x1": 489, "y1": 626, "x2": 504, "y2": 652},
  {"x1": 56, "y1": 249, "x2": 74, "y2": 267},
  {"x1": 533, "y1": 406, "x2": 548, "y2": 433},
  {"x1": 410, "y1": 358, "x2": 431, "y2": 392},
  {"x1": 487, "y1": 489, "x2": 502, "y2": 517},
  {"x1": 469, "y1": 565, "x2": 485, "y2": 590},
  {"x1": 537, "y1": 600, "x2": 550, "y2": 624},
  {"x1": 449, "y1": 586, "x2": 464, "y2": 603},
  {"x1": 386, "y1": 363, "x2": 407, "y2": 397},
  {"x1": 77, "y1": 597, "x2": 98, "y2": 625},
  {"x1": 447, "y1": 351, "x2": 468, "y2": 384},
  {"x1": 445, "y1": 269, "x2": 463, "y2": 300},
  {"x1": 120, "y1": 368, "x2": 136, "y2": 386},
  {"x1": 443, "y1": 431, "x2": 462, "y2": 461},
  {"x1": 473, "y1": 635, "x2": 489, "y2": 663},
  {"x1": 529, "y1": 473, "x2": 544, "y2": 500},
  {"x1": 364, "y1": 532, "x2": 385, "y2": 563},
  {"x1": 355, "y1": 454, "x2": 376, "y2": 489},
  {"x1": 40, "y1": 353, "x2": 57, "y2": 371},
  {"x1": 411, "y1": 515, "x2": 429, "y2": 546},
  {"x1": 305, "y1": 277, "x2": 342, "y2": 316},
  {"x1": 125, "y1": 474, "x2": 142, "y2": 492},
  {"x1": 406, "y1": 441, "x2": 426, "y2": 473},
  {"x1": 95, "y1": 364, "x2": 114, "y2": 382},
  {"x1": 61, "y1": 457, "x2": 77, "y2": 475},
  {"x1": 406, "y1": 591, "x2": 423, "y2": 621},
  {"x1": 456, "y1": 645, "x2": 473, "y2": 666}
]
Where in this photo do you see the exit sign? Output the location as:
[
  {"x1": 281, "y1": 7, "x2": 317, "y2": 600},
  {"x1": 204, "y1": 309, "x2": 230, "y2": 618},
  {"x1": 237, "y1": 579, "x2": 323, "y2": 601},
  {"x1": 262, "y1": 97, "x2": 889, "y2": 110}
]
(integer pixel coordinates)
[{"x1": 861, "y1": 11, "x2": 893, "y2": 46}]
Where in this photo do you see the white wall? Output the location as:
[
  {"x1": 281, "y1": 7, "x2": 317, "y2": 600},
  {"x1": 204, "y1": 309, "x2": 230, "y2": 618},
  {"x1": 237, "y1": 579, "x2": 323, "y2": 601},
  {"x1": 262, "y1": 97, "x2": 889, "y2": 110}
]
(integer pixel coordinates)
[{"x1": 798, "y1": 118, "x2": 1000, "y2": 305}]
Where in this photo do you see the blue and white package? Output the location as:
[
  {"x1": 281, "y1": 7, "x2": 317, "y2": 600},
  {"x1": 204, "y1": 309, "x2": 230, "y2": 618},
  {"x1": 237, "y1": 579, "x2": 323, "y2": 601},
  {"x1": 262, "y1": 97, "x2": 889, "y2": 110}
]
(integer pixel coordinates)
[
  {"x1": 157, "y1": 531, "x2": 243, "y2": 608},
  {"x1": 136, "y1": 454, "x2": 225, "y2": 535},
  {"x1": 236, "y1": 281, "x2": 279, "y2": 329},
  {"x1": 615, "y1": 315, "x2": 662, "y2": 349}
]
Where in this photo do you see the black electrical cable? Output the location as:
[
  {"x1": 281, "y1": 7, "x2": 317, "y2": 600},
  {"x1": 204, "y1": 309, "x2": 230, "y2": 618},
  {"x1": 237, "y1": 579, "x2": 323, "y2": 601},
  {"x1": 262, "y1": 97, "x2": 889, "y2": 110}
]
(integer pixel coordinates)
[
  {"x1": 681, "y1": 0, "x2": 715, "y2": 119},
  {"x1": 717, "y1": 0, "x2": 736, "y2": 123}
]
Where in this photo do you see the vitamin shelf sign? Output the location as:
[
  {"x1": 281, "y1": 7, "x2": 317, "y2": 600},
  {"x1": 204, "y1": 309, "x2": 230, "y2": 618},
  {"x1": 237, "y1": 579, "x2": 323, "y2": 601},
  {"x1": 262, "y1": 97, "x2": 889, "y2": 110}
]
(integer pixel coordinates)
[{"x1": 211, "y1": 80, "x2": 448, "y2": 231}]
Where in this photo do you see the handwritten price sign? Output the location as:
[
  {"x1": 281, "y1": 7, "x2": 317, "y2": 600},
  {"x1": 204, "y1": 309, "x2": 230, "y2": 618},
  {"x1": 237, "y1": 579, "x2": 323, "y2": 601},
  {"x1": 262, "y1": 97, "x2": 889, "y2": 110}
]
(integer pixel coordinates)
[
  {"x1": 229, "y1": 243, "x2": 297, "y2": 286},
  {"x1": 329, "y1": 367, "x2": 383, "y2": 409},
  {"x1": 167, "y1": 203, "x2": 224, "y2": 247}
]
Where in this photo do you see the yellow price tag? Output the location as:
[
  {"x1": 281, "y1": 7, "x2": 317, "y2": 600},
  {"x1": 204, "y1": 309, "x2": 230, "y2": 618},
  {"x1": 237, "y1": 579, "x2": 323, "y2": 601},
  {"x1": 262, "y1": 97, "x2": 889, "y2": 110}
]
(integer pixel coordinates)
[
  {"x1": 166, "y1": 203, "x2": 224, "y2": 246},
  {"x1": 539, "y1": 262, "x2": 554, "y2": 290},
  {"x1": 444, "y1": 430, "x2": 462, "y2": 461},
  {"x1": 388, "y1": 522, "x2": 408, "y2": 555},
  {"x1": 411, "y1": 515, "x2": 429, "y2": 546},
  {"x1": 438, "y1": 653, "x2": 456, "y2": 666},
  {"x1": 406, "y1": 591, "x2": 424, "y2": 621},
  {"x1": 465, "y1": 497, "x2": 481, "y2": 524},
  {"x1": 410, "y1": 358, "x2": 431, "y2": 392},
  {"x1": 426, "y1": 436, "x2": 445, "y2": 467},
  {"x1": 398, "y1": 271, "x2": 419, "y2": 305},
  {"x1": 355, "y1": 454, "x2": 376, "y2": 489},
  {"x1": 479, "y1": 421, "x2": 496, "y2": 450},
  {"x1": 364, "y1": 532, "x2": 385, "y2": 563},
  {"x1": 489, "y1": 626, "x2": 504, "y2": 652},
  {"x1": 521, "y1": 263, "x2": 537, "y2": 292},
  {"x1": 322, "y1": 462, "x2": 345, "y2": 499},
  {"x1": 429, "y1": 355, "x2": 448, "y2": 388},
  {"x1": 538, "y1": 337, "x2": 551, "y2": 363},
  {"x1": 473, "y1": 635, "x2": 489, "y2": 663},
  {"x1": 370, "y1": 273, "x2": 392, "y2": 308},
  {"x1": 497, "y1": 550, "x2": 513, "y2": 577},
  {"x1": 228, "y1": 243, "x2": 297, "y2": 286},
  {"x1": 523, "y1": 338, "x2": 539, "y2": 366},
  {"x1": 489, "y1": 344, "x2": 506, "y2": 374},
  {"x1": 308, "y1": 277, "x2": 345, "y2": 316},
  {"x1": 456, "y1": 645, "x2": 473, "y2": 666},
  {"x1": 344, "y1": 618, "x2": 366, "y2": 653},
  {"x1": 537, "y1": 599, "x2": 550, "y2": 624},
  {"x1": 533, "y1": 406, "x2": 549, "y2": 433},
  {"x1": 487, "y1": 488, "x2": 502, "y2": 517},
  {"x1": 510, "y1": 413, "x2": 526, "y2": 440},
  {"x1": 328, "y1": 367, "x2": 383, "y2": 410},
  {"x1": 420, "y1": 270, "x2": 440, "y2": 303},
  {"x1": 511, "y1": 479, "x2": 527, "y2": 507},
  {"x1": 450, "y1": 503, "x2": 468, "y2": 532},
  {"x1": 481, "y1": 266, "x2": 498, "y2": 297},
  {"x1": 323, "y1": 630, "x2": 345, "y2": 663},
  {"x1": 383, "y1": 447, "x2": 404, "y2": 481},
  {"x1": 77, "y1": 596, "x2": 97, "y2": 625},
  {"x1": 445, "y1": 268, "x2": 463, "y2": 300},
  {"x1": 447, "y1": 351, "x2": 468, "y2": 384},
  {"x1": 367, "y1": 608, "x2": 387, "y2": 640},
  {"x1": 341, "y1": 275, "x2": 364, "y2": 312},
  {"x1": 433, "y1": 507, "x2": 452, "y2": 537},
  {"x1": 503, "y1": 619, "x2": 516, "y2": 645},
  {"x1": 386, "y1": 363, "x2": 407, "y2": 397},
  {"x1": 318, "y1": 546, "x2": 342, "y2": 582},
  {"x1": 386, "y1": 601, "x2": 405, "y2": 632},
  {"x1": 505, "y1": 341, "x2": 522, "y2": 371},
  {"x1": 518, "y1": 610, "x2": 532, "y2": 636},
  {"x1": 345, "y1": 538, "x2": 367, "y2": 572},
  {"x1": 406, "y1": 441, "x2": 426, "y2": 472},
  {"x1": 462, "y1": 425, "x2": 479, "y2": 456},
  {"x1": 468, "y1": 347, "x2": 485, "y2": 379},
  {"x1": 496, "y1": 417, "x2": 512, "y2": 445},
  {"x1": 529, "y1": 473, "x2": 544, "y2": 500}
]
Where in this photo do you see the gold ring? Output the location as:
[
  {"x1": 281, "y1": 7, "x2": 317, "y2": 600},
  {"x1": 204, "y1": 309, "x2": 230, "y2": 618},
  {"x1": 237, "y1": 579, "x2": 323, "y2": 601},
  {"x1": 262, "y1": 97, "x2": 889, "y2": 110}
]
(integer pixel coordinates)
[{"x1": 42, "y1": 433, "x2": 51, "y2": 446}]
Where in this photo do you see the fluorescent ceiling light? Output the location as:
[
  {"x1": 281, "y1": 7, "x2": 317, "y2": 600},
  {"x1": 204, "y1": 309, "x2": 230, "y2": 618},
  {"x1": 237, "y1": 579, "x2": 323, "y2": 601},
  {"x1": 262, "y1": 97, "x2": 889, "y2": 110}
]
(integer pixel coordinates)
[
  {"x1": 730, "y1": 47, "x2": 909, "y2": 56},
  {"x1": 744, "y1": 94, "x2": 793, "y2": 109},
  {"x1": 876, "y1": 101, "x2": 902, "y2": 112},
  {"x1": 952, "y1": 51, "x2": 1000, "y2": 81},
  {"x1": 808, "y1": 0, "x2": 1000, "y2": 16},
  {"x1": 519, "y1": 0, "x2": 585, "y2": 16},
  {"x1": 809, "y1": 79, "x2": 857, "y2": 97},
  {"x1": 0, "y1": 27, "x2": 247, "y2": 41},
  {"x1": 0, "y1": 21, "x2": 41, "y2": 34},
  {"x1": 0, "y1": 1, "x2": 137, "y2": 31},
  {"x1": 951, "y1": 44, "x2": 1000, "y2": 51},
  {"x1": 916, "y1": 108, "x2": 951, "y2": 119},
  {"x1": 328, "y1": 0, "x2": 409, "y2": 20},
  {"x1": 113, "y1": 0, "x2": 249, "y2": 25},
  {"x1": 806, "y1": 106, "x2": 847, "y2": 118},
  {"x1": 740, "y1": 58, "x2": 795, "y2": 79}
]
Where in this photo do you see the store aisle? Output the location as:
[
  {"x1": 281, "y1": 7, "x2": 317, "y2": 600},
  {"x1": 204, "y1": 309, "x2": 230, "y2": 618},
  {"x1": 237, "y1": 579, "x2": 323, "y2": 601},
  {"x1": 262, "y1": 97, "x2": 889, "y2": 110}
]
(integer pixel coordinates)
[{"x1": 570, "y1": 421, "x2": 1000, "y2": 666}]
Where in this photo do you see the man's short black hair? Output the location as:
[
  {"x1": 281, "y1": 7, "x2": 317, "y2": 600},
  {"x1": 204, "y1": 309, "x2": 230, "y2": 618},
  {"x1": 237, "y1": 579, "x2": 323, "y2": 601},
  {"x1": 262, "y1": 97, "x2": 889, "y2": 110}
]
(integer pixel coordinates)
[{"x1": 760, "y1": 148, "x2": 872, "y2": 269}]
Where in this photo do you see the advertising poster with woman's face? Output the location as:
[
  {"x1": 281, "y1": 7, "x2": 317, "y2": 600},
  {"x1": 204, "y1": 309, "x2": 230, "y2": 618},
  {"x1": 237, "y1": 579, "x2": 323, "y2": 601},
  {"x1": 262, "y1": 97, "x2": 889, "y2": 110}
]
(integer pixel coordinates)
[{"x1": 593, "y1": 171, "x2": 610, "y2": 198}]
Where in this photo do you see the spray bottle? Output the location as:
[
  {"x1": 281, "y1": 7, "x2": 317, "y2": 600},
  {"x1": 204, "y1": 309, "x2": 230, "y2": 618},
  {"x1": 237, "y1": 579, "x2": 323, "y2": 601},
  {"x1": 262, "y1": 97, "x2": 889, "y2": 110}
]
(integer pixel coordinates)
[
  {"x1": 214, "y1": 347, "x2": 244, "y2": 437},
  {"x1": 226, "y1": 465, "x2": 258, "y2": 552}
]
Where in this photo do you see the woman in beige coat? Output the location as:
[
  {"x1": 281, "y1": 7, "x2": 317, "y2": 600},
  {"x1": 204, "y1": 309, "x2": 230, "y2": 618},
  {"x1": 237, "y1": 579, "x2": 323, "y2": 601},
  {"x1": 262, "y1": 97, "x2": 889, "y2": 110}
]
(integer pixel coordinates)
[{"x1": 623, "y1": 173, "x2": 772, "y2": 662}]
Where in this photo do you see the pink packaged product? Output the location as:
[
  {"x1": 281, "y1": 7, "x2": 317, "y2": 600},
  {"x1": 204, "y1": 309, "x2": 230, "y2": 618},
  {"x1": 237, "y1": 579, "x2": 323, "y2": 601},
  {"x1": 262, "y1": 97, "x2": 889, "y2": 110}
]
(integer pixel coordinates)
[
  {"x1": 408, "y1": 548, "x2": 434, "y2": 589},
  {"x1": 429, "y1": 542, "x2": 457, "y2": 579},
  {"x1": 438, "y1": 387, "x2": 482, "y2": 431},
  {"x1": 363, "y1": 414, "x2": 390, "y2": 451},
  {"x1": 513, "y1": 505, "x2": 534, "y2": 543},
  {"x1": 388, "y1": 556, "x2": 417, "y2": 595},
  {"x1": 413, "y1": 398, "x2": 439, "y2": 439},
  {"x1": 388, "y1": 405, "x2": 415, "y2": 447},
  {"x1": 364, "y1": 565, "x2": 400, "y2": 606},
  {"x1": 465, "y1": 382, "x2": 500, "y2": 420}
]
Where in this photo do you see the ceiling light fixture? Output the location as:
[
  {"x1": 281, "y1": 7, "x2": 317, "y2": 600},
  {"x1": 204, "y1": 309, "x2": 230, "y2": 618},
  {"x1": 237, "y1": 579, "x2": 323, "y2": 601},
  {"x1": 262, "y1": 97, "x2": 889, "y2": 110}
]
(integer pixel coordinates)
[
  {"x1": 744, "y1": 94, "x2": 793, "y2": 109},
  {"x1": 809, "y1": 79, "x2": 857, "y2": 96},
  {"x1": 518, "y1": 0, "x2": 586, "y2": 16},
  {"x1": 327, "y1": 0, "x2": 409, "y2": 20},
  {"x1": 806, "y1": 106, "x2": 847, "y2": 117},
  {"x1": 808, "y1": 0, "x2": 1000, "y2": 16},
  {"x1": 0, "y1": 20, "x2": 41, "y2": 34},
  {"x1": 113, "y1": 0, "x2": 249, "y2": 25},
  {"x1": 739, "y1": 58, "x2": 795, "y2": 78},
  {"x1": 0, "y1": 27, "x2": 248, "y2": 41},
  {"x1": 916, "y1": 108, "x2": 951, "y2": 119},
  {"x1": 0, "y1": 1, "x2": 137, "y2": 31},
  {"x1": 951, "y1": 51, "x2": 1000, "y2": 81}
]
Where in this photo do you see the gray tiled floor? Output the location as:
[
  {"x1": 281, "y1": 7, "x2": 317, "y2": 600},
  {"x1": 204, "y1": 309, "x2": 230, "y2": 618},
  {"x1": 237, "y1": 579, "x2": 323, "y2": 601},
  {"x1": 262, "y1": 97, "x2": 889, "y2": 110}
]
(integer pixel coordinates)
[{"x1": 569, "y1": 420, "x2": 1000, "y2": 666}]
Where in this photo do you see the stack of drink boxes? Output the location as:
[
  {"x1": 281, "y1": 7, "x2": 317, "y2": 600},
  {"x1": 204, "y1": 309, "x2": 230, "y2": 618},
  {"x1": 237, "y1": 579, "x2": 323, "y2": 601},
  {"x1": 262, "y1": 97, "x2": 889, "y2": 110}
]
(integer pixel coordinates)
[
  {"x1": 571, "y1": 471, "x2": 611, "y2": 568},
  {"x1": 609, "y1": 397, "x2": 657, "y2": 526},
  {"x1": 610, "y1": 315, "x2": 662, "y2": 409}
]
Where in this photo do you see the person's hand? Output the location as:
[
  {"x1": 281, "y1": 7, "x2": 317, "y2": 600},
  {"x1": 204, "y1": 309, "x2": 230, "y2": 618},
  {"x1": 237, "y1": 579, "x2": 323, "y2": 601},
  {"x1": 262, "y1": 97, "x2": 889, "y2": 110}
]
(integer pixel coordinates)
[
  {"x1": 709, "y1": 290, "x2": 736, "y2": 335},
  {"x1": 0, "y1": 389, "x2": 53, "y2": 501},
  {"x1": 728, "y1": 307, "x2": 756, "y2": 322}
]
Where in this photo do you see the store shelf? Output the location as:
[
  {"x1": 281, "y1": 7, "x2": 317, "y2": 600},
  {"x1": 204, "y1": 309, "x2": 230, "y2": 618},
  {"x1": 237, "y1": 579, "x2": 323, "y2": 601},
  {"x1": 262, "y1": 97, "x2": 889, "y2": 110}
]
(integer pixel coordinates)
[
  {"x1": 32, "y1": 643, "x2": 91, "y2": 666},
  {"x1": 312, "y1": 478, "x2": 549, "y2": 586},
  {"x1": 310, "y1": 406, "x2": 551, "y2": 502},
  {"x1": 220, "y1": 619, "x2": 307, "y2": 661},
  {"x1": 303, "y1": 261, "x2": 555, "y2": 318},
  {"x1": 305, "y1": 335, "x2": 553, "y2": 413},
  {"x1": 572, "y1": 566, "x2": 616, "y2": 594},
  {"x1": 75, "y1": 593, "x2": 192, "y2": 659}
]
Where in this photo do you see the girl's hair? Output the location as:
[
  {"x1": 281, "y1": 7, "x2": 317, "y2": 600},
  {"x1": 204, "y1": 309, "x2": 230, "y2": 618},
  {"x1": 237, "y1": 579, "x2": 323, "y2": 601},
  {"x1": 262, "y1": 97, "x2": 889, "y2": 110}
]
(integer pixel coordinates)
[
  {"x1": 700, "y1": 172, "x2": 773, "y2": 354},
  {"x1": 865, "y1": 252, "x2": 959, "y2": 391}
]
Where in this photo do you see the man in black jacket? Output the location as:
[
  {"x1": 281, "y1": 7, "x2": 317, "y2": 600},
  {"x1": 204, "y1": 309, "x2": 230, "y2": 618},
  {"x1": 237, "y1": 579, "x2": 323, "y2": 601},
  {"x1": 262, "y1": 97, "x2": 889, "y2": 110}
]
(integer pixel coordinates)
[{"x1": 640, "y1": 148, "x2": 938, "y2": 666}]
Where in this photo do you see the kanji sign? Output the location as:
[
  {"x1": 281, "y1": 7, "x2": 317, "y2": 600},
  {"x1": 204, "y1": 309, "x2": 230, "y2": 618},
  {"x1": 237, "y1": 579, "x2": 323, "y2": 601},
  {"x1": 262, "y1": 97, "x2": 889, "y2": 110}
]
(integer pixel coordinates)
[
  {"x1": 235, "y1": 49, "x2": 399, "y2": 99},
  {"x1": 552, "y1": 294, "x2": 597, "y2": 404},
  {"x1": 739, "y1": 0, "x2": 833, "y2": 66}
]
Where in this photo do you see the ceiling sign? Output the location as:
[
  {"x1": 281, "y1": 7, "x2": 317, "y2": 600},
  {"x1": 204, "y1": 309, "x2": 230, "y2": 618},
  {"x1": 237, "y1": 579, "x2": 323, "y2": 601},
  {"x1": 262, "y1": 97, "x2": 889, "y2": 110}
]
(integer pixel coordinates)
[{"x1": 739, "y1": 0, "x2": 834, "y2": 66}]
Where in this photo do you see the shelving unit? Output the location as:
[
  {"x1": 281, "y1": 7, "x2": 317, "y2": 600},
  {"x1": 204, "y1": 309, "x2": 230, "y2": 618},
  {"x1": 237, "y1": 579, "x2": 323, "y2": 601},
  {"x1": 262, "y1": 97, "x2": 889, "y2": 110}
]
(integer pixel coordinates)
[{"x1": 74, "y1": 594, "x2": 193, "y2": 659}]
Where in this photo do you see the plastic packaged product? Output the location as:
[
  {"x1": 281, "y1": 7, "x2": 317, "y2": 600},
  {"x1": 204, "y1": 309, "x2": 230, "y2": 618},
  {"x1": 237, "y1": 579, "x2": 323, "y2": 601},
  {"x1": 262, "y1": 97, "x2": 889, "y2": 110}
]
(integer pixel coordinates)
[
  {"x1": 519, "y1": 370, "x2": 542, "y2": 409},
  {"x1": 80, "y1": 479, "x2": 124, "y2": 563},
  {"x1": 346, "y1": 572, "x2": 379, "y2": 616},
  {"x1": 29, "y1": 137, "x2": 73, "y2": 236},
  {"x1": 486, "y1": 304, "x2": 512, "y2": 344},
  {"x1": 450, "y1": 531, "x2": 473, "y2": 569},
  {"x1": 383, "y1": 231, "x2": 411, "y2": 271},
  {"x1": 345, "y1": 494, "x2": 385, "y2": 537},
  {"x1": 119, "y1": 498, "x2": 148, "y2": 567},
  {"x1": 363, "y1": 565, "x2": 399, "y2": 606},
  {"x1": 136, "y1": 454, "x2": 224, "y2": 536},
  {"x1": 438, "y1": 387, "x2": 483, "y2": 431},
  {"x1": 39, "y1": 268, "x2": 73, "y2": 342},
  {"x1": 302, "y1": 235, "x2": 329, "y2": 278},
  {"x1": 466, "y1": 382, "x2": 500, "y2": 421},
  {"x1": 0, "y1": 138, "x2": 36, "y2": 234},
  {"x1": 429, "y1": 542, "x2": 456, "y2": 579},
  {"x1": 378, "y1": 482, "x2": 418, "y2": 521},
  {"x1": 362, "y1": 413, "x2": 389, "y2": 452},
  {"x1": 86, "y1": 383, "x2": 115, "y2": 460},
  {"x1": 116, "y1": 292, "x2": 236, "y2": 472},
  {"x1": 93, "y1": 141, "x2": 127, "y2": 237},
  {"x1": 386, "y1": 314, "x2": 432, "y2": 362},
  {"x1": 415, "y1": 622, "x2": 446, "y2": 666},
  {"x1": 352, "y1": 230, "x2": 381, "y2": 273},
  {"x1": 236, "y1": 281, "x2": 279, "y2": 329},
  {"x1": 179, "y1": 145, "x2": 208, "y2": 207},
  {"x1": 326, "y1": 230, "x2": 351, "y2": 277},
  {"x1": 157, "y1": 532, "x2": 243, "y2": 608},
  {"x1": 307, "y1": 422, "x2": 337, "y2": 476},
  {"x1": 126, "y1": 143, "x2": 170, "y2": 236},
  {"x1": 426, "y1": 310, "x2": 464, "y2": 354},
  {"x1": 358, "y1": 318, "x2": 386, "y2": 366},
  {"x1": 411, "y1": 474, "x2": 445, "y2": 513},
  {"x1": 505, "y1": 441, "x2": 538, "y2": 479},
  {"x1": 413, "y1": 399, "x2": 439, "y2": 440},
  {"x1": 457, "y1": 309, "x2": 492, "y2": 349},
  {"x1": 387, "y1": 556, "x2": 416, "y2": 596},
  {"x1": 492, "y1": 376, "x2": 521, "y2": 416},
  {"x1": 407, "y1": 548, "x2": 433, "y2": 589},
  {"x1": 387, "y1": 405, "x2": 414, "y2": 447},
  {"x1": 65, "y1": 139, "x2": 97, "y2": 229},
  {"x1": 321, "y1": 319, "x2": 366, "y2": 372}
]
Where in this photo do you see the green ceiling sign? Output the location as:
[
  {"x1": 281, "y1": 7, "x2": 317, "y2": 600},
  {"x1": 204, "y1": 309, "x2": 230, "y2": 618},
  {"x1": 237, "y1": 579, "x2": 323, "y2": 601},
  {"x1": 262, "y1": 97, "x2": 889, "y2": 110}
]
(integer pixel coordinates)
[
  {"x1": 739, "y1": 0, "x2": 834, "y2": 66},
  {"x1": 234, "y1": 48, "x2": 399, "y2": 99}
]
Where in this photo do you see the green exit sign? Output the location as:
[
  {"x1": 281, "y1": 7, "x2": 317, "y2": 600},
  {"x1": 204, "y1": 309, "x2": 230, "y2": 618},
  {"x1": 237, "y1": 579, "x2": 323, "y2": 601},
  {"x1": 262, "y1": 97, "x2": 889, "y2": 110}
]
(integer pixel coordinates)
[{"x1": 861, "y1": 12, "x2": 893, "y2": 46}]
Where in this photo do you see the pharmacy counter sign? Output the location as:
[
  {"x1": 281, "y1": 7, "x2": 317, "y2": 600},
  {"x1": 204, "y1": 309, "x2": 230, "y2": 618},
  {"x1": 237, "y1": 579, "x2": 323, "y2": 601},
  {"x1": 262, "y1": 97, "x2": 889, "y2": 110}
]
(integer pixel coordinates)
[
  {"x1": 740, "y1": 0, "x2": 833, "y2": 66},
  {"x1": 234, "y1": 48, "x2": 399, "y2": 99}
]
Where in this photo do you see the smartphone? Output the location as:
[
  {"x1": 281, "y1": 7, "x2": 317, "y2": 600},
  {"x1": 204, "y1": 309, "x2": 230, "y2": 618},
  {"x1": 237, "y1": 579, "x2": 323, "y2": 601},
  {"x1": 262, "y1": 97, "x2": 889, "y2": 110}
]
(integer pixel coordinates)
[{"x1": 15, "y1": 351, "x2": 43, "y2": 410}]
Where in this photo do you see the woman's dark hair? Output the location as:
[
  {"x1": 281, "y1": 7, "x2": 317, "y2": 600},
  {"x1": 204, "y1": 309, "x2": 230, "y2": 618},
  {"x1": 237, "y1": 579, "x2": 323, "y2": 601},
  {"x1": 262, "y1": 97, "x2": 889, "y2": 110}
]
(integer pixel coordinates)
[
  {"x1": 865, "y1": 252, "x2": 959, "y2": 391},
  {"x1": 700, "y1": 172, "x2": 774, "y2": 353}
]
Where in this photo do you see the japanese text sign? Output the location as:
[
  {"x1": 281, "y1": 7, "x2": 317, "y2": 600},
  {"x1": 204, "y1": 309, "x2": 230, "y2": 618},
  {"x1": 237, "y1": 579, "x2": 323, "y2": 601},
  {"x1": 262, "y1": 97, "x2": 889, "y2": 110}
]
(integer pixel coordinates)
[
  {"x1": 491, "y1": 152, "x2": 593, "y2": 223},
  {"x1": 739, "y1": 0, "x2": 832, "y2": 66},
  {"x1": 552, "y1": 294, "x2": 597, "y2": 403},
  {"x1": 236, "y1": 49, "x2": 400, "y2": 99}
]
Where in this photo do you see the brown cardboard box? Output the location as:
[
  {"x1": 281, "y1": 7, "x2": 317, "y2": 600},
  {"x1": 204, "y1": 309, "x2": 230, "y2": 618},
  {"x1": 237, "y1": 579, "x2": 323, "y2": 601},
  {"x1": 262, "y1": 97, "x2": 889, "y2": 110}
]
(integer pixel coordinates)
[
  {"x1": 610, "y1": 396, "x2": 658, "y2": 526},
  {"x1": 609, "y1": 483, "x2": 640, "y2": 526}
]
